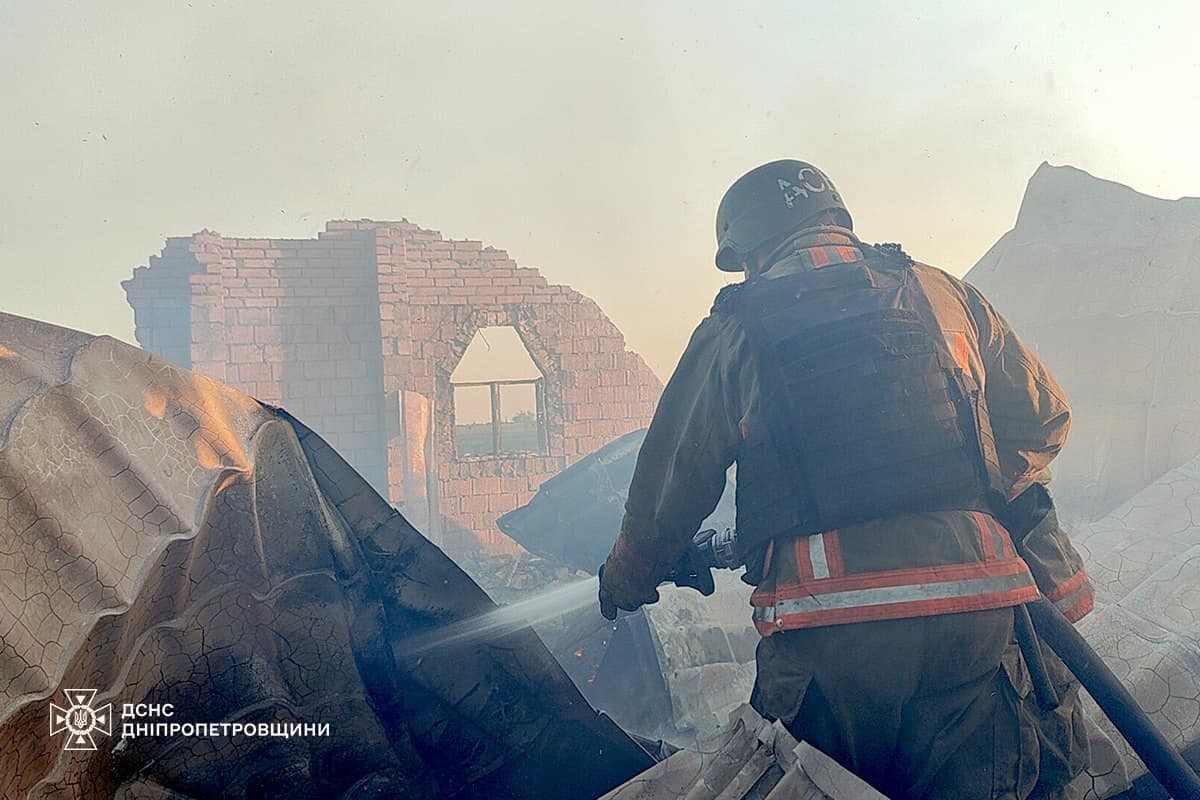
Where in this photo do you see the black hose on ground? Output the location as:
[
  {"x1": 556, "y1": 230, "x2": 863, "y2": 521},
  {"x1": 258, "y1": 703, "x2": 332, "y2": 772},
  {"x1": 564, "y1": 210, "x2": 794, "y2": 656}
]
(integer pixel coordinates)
[
  {"x1": 1026, "y1": 597, "x2": 1200, "y2": 800},
  {"x1": 1014, "y1": 603, "x2": 1060, "y2": 712}
]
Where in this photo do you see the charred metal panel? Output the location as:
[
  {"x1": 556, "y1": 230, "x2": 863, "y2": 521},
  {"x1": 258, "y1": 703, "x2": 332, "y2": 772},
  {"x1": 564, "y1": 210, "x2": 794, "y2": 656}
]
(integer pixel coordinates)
[
  {"x1": 0, "y1": 311, "x2": 652, "y2": 799},
  {"x1": 497, "y1": 427, "x2": 736, "y2": 574}
]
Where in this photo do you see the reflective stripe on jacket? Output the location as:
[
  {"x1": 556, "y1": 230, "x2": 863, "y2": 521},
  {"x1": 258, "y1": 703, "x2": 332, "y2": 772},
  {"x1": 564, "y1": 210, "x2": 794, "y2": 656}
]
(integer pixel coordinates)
[{"x1": 749, "y1": 511, "x2": 1041, "y2": 634}]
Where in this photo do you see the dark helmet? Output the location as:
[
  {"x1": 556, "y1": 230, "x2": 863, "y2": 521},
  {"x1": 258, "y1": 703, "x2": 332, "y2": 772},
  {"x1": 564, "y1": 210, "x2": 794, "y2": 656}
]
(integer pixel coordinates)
[{"x1": 714, "y1": 160, "x2": 851, "y2": 271}]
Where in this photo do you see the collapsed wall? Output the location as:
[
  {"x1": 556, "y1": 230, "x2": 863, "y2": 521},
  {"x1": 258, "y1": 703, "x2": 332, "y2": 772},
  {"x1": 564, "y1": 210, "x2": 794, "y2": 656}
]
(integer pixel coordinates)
[
  {"x1": 123, "y1": 220, "x2": 662, "y2": 552},
  {"x1": 966, "y1": 163, "x2": 1200, "y2": 520}
]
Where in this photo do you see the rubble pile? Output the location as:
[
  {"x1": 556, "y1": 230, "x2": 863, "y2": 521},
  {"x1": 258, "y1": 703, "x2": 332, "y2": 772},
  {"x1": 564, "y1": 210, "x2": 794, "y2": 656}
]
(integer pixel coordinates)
[{"x1": 451, "y1": 547, "x2": 589, "y2": 605}]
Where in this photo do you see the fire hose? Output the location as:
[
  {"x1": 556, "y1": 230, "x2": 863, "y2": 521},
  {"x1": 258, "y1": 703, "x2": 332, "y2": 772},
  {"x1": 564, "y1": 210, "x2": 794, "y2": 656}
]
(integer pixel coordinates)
[
  {"x1": 689, "y1": 521, "x2": 1200, "y2": 799},
  {"x1": 1025, "y1": 595, "x2": 1200, "y2": 800}
]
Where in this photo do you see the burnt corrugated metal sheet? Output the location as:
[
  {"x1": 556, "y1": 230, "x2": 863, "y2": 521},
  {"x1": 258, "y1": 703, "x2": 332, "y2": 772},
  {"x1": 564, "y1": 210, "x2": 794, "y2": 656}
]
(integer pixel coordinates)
[
  {"x1": 600, "y1": 704, "x2": 886, "y2": 800},
  {"x1": 497, "y1": 428, "x2": 736, "y2": 574},
  {"x1": 1066, "y1": 458, "x2": 1200, "y2": 798},
  {"x1": 0, "y1": 312, "x2": 652, "y2": 799}
]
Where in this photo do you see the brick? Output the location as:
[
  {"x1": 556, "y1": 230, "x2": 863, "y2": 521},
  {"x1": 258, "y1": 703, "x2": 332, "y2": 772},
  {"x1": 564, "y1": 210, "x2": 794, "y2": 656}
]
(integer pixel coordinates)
[
  {"x1": 261, "y1": 344, "x2": 286, "y2": 362},
  {"x1": 327, "y1": 342, "x2": 364, "y2": 360},
  {"x1": 461, "y1": 495, "x2": 489, "y2": 513},
  {"x1": 191, "y1": 342, "x2": 226, "y2": 362},
  {"x1": 251, "y1": 327, "x2": 283, "y2": 346},
  {"x1": 486, "y1": 493, "x2": 518, "y2": 512},
  {"x1": 236, "y1": 363, "x2": 273, "y2": 383},
  {"x1": 236, "y1": 307, "x2": 271, "y2": 325},
  {"x1": 229, "y1": 344, "x2": 261, "y2": 362},
  {"x1": 304, "y1": 362, "x2": 336, "y2": 379},
  {"x1": 320, "y1": 416, "x2": 355, "y2": 434},
  {"x1": 295, "y1": 343, "x2": 329, "y2": 360}
]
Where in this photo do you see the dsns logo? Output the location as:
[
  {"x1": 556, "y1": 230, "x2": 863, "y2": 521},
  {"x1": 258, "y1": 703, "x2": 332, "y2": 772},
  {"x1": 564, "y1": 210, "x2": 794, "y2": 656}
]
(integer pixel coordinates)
[{"x1": 49, "y1": 689, "x2": 112, "y2": 751}]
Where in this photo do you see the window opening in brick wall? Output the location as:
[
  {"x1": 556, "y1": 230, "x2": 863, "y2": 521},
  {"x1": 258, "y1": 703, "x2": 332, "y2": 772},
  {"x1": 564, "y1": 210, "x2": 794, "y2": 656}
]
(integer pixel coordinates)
[{"x1": 451, "y1": 327, "x2": 548, "y2": 458}]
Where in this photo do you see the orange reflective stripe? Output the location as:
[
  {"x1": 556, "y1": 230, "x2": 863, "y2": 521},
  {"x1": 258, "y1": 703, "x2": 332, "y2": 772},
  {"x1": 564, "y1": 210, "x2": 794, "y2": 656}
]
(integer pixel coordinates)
[
  {"x1": 835, "y1": 246, "x2": 860, "y2": 263},
  {"x1": 765, "y1": 557, "x2": 1032, "y2": 600},
  {"x1": 1047, "y1": 568, "x2": 1094, "y2": 622},
  {"x1": 994, "y1": 519, "x2": 1017, "y2": 559},
  {"x1": 807, "y1": 532, "x2": 845, "y2": 579},
  {"x1": 823, "y1": 531, "x2": 845, "y2": 578},
  {"x1": 752, "y1": 526, "x2": 1041, "y2": 634},
  {"x1": 1046, "y1": 567, "x2": 1089, "y2": 602},
  {"x1": 784, "y1": 532, "x2": 846, "y2": 583},
  {"x1": 1056, "y1": 590, "x2": 1094, "y2": 622},
  {"x1": 794, "y1": 536, "x2": 815, "y2": 580},
  {"x1": 762, "y1": 540, "x2": 775, "y2": 576},
  {"x1": 753, "y1": 572, "x2": 1040, "y2": 634},
  {"x1": 971, "y1": 511, "x2": 997, "y2": 560},
  {"x1": 809, "y1": 247, "x2": 832, "y2": 268},
  {"x1": 971, "y1": 511, "x2": 1015, "y2": 561}
]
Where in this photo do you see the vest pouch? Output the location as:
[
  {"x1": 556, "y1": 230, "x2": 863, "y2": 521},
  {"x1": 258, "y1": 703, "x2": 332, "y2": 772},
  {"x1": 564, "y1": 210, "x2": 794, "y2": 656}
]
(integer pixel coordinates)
[{"x1": 727, "y1": 265, "x2": 1000, "y2": 553}]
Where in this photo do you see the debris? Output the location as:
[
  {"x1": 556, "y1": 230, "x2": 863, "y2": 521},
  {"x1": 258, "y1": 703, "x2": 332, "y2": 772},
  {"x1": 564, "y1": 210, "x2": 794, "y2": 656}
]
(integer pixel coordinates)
[
  {"x1": 0, "y1": 311, "x2": 653, "y2": 799},
  {"x1": 1068, "y1": 456, "x2": 1200, "y2": 797},
  {"x1": 497, "y1": 427, "x2": 736, "y2": 574},
  {"x1": 599, "y1": 703, "x2": 886, "y2": 800},
  {"x1": 498, "y1": 428, "x2": 747, "y2": 740}
]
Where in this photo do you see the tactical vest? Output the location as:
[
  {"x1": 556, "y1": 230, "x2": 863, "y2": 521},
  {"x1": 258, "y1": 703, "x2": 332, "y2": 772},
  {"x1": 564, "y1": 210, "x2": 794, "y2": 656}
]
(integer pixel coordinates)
[{"x1": 714, "y1": 245, "x2": 1006, "y2": 563}]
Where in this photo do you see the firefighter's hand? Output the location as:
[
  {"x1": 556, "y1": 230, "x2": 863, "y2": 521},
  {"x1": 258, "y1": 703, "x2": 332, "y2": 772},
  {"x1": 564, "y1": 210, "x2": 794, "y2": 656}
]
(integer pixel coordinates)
[
  {"x1": 672, "y1": 538, "x2": 716, "y2": 597},
  {"x1": 598, "y1": 560, "x2": 660, "y2": 621}
]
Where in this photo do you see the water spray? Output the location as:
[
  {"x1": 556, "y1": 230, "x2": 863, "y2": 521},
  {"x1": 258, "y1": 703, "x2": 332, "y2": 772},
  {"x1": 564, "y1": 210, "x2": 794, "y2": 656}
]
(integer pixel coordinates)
[
  {"x1": 392, "y1": 529, "x2": 734, "y2": 659},
  {"x1": 394, "y1": 576, "x2": 602, "y2": 659}
]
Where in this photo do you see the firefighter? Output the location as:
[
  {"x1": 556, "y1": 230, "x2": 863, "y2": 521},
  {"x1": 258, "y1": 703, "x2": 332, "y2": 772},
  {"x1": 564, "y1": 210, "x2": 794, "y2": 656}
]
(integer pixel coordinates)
[{"x1": 598, "y1": 160, "x2": 1094, "y2": 799}]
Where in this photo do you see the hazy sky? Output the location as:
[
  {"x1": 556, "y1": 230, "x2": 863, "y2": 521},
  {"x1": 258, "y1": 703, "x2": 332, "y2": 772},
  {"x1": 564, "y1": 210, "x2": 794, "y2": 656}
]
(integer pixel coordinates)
[{"x1": 4, "y1": 1, "x2": 1200, "y2": 378}]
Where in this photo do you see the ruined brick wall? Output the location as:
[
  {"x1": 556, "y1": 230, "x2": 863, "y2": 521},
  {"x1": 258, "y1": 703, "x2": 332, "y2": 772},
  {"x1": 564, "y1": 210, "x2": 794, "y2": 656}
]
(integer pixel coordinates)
[
  {"x1": 124, "y1": 229, "x2": 390, "y2": 494},
  {"x1": 126, "y1": 219, "x2": 662, "y2": 553},
  {"x1": 342, "y1": 220, "x2": 662, "y2": 551}
]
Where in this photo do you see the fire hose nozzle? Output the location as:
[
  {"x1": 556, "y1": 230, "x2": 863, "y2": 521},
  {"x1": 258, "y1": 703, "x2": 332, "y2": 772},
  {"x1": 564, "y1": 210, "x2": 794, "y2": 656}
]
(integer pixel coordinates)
[{"x1": 693, "y1": 527, "x2": 740, "y2": 570}]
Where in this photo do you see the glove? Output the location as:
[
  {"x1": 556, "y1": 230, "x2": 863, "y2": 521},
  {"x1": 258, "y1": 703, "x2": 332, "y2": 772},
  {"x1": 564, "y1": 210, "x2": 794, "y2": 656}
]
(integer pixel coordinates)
[
  {"x1": 598, "y1": 558, "x2": 661, "y2": 621},
  {"x1": 672, "y1": 531, "x2": 717, "y2": 596},
  {"x1": 1000, "y1": 482, "x2": 1054, "y2": 545}
]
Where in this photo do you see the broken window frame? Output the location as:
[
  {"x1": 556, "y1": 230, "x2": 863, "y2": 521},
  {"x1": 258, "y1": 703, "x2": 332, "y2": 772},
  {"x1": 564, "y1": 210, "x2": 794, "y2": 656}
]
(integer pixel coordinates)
[{"x1": 452, "y1": 377, "x2": 548, "y2": 459}]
